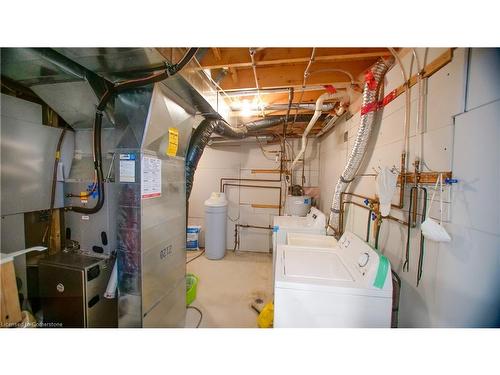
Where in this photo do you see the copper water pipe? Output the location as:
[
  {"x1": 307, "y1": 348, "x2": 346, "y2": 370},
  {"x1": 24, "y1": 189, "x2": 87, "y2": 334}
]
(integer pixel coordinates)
[
  {"x1": 339, "y1": 195, "x2": 409, "y2": 236},
  {"x1": 393, "y1": 152, "x2": 406, "y2": 209},
  {"x1": 222, "y1": 183, "x2": 282, "y2": 215},
  {"x1": 233, "y1": 223, "x2": 273, "y2": 251}
]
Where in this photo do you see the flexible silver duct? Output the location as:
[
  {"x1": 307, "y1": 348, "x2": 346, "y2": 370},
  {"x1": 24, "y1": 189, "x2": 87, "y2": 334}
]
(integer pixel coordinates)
[
  {"x1": 329, "y1": 59, "x2": 390, "y2": 236},
  {"x1": 186, "y1": 116, "x2": 288, "y2": 199}
]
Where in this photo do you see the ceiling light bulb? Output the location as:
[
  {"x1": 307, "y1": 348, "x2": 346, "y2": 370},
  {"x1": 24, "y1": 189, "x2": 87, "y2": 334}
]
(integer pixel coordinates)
[{"x1": 241, "y1": 99, "x2": 252, "y2": 117}]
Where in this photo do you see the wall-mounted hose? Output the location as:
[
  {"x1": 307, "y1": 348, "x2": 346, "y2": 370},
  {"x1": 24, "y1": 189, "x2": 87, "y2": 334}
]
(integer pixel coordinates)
[{"x1": 329, "y1": 59, "x2": 390, "y2": 236}]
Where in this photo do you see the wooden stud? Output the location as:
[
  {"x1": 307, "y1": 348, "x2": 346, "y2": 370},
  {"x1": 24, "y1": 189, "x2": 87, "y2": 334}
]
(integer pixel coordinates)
[
  {"x1": 229, "y1": 67, "x2": 238, "y2": 83},
  {"x1": 43, "y1": 106, "x2": 64, "y2": 255},
  {"x1": 0, "y1": 261, "x2": 23, "y2": 327},
  {"x1": 211, "y1": 48, "x2": 222, "y2": 61}
]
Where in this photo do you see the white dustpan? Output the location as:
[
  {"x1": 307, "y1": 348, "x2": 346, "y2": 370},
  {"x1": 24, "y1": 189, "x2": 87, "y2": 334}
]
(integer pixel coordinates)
[
  {"x1": 421, "y1": 174, "x2": 451, "y2": 242},
  {"x1": 375, "y1": 167, "x2": 398, "y2": 217}
]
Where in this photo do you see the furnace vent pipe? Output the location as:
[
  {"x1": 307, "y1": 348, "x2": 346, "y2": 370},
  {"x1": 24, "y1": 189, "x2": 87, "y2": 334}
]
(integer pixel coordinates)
[
  {"x1": 329, "y1": 59, "x2": 390, "y2": 236},
  {"x1": 290, "y1": 91, "x2": 344, "y2": 171},
  {"x1": 186, "y1": 115, "x2": 294, "y2": 199}
]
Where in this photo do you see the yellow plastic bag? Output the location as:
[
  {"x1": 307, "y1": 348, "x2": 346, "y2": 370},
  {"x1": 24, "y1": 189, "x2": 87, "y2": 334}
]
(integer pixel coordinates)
[{"x1": 257, "y1": 302, "x2": 274, "y2": 328}]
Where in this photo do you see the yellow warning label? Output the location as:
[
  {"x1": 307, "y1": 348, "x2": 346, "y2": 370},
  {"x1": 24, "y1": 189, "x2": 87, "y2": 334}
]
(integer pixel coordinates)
[{"x1": 166, "y1": 127, "x2": 179, "y2": 157}]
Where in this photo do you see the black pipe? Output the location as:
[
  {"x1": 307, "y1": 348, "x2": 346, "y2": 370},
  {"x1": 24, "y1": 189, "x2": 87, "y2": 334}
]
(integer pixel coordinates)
[
  {"x1": 97, "y1": 48, "x2": 199, "y2": 112},
  {"x1": 67, "y1": 48, "x2": 199, "y2": 214},
  {"x1": 69, "y1": 112, "x2": 105, "y2": 214},
  {"x1": 416, "y1": 187, "x2": 428, "y2": 286},
  {"x1": 186, "y1": 118, "x2": 218, "y2": 199}
]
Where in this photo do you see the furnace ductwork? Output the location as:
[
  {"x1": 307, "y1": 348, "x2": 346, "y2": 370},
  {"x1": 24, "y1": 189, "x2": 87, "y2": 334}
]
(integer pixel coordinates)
[
  {"x1": 329, "y1": 59, "x2": 390, "y2": 236},
  {"x1": 186, "y1": 115, "x2": 294, "y2": 199}
]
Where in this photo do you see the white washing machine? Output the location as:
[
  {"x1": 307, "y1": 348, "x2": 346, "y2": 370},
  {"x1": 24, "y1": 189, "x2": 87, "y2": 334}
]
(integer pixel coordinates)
[
  {"x1": 272, "y1": 207, "x2": 326, "y2": 284},
  {"x1": 286, "y1": 232, "x2": 338, "y2": 248},
  {"x1": 274, "y1": 231, "x2": 392, "y2": 328}
]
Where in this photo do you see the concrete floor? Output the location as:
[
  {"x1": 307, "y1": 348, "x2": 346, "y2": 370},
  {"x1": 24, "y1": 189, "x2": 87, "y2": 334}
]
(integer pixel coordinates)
[{"x1": 185, "y1": 249, "x2": 273, "y2": 328}]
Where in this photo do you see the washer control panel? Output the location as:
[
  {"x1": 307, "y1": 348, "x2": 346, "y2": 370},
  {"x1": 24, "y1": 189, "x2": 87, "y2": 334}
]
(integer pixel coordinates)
[
  {"x1": 337, "y1": 232, "x2": 378, "y2": 278},
  {"x1": 358, "y1": 252, "x2": 370, "y2": 267}
]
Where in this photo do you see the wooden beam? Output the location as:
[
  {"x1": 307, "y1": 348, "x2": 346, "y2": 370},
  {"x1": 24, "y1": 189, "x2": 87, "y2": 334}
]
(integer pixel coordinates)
[
  {"x1": 211, "y1": 48, "x2": 222, "y2": 61},
  {"x1": 219, "y1": 60, "x2": 374, "y2": 90},
  {"x1": 392, "y1": 48, "x2": 454, "y2": 99},
  {"x1": 347, "y1": 49, "x2": 454, "y2": 115},
  {"x1": 399, "y1": 171, "x2": 452, "y2": 185},
  {"x1": 229, "y1": 67, "x2": 238, "y2": 83},
  {"x1": 0, "y1": 261, "x2": 23, "y2": 327},
  {"x1": 199, "y1": 51, "x2": 392, "y2": 70}
]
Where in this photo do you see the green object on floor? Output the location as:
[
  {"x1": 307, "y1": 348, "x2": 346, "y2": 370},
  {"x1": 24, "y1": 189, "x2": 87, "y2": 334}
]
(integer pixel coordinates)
[{"x1": 186, "y1": 273, "x2": 199, "y2": 306}]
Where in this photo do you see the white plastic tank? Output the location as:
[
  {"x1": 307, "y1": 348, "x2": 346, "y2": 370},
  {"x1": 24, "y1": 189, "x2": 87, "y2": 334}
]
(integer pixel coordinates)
[
  {"x1": 204, "y1": 192, "x2": 228, "y2": 260},
  {"x1": 284, "y1": 195, "x2": 312, "y2": 216}
]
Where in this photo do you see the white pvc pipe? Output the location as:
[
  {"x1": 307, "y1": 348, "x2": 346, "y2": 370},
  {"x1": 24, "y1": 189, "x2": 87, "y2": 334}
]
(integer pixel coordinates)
[
  {"x1": 388, "y1": 48, "x2": 410, "y2": 161},
  {"x1": 290, "y1": 92, "x2": 344, "y2": 171},
  {"x1": 0, "y1": 246, "x2": 47, "y2": 265},
  {"x1": 104, "y1": 259, "x2": 118, "y2": 299}
]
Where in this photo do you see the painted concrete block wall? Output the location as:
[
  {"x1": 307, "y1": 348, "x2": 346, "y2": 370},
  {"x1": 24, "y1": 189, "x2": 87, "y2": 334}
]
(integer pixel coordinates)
[
  {"x1": 318, "y1": 48, "x2": 500, "y2": 327},
  {"x1": 188, "y1": 137, "x2": 320, "y2": 252}
]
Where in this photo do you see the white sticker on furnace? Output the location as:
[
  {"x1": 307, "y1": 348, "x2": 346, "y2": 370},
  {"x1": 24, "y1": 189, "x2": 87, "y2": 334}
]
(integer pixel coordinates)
[
  {"x1": 141, "y1": 156, "x2": 162, "y2": 199},
  {"x1": 120, "y1": 160, "x2": 136, "y2": 182}
]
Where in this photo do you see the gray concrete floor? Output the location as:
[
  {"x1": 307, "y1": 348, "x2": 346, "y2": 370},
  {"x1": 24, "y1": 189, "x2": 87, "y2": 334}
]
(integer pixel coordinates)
[{"x1": 185, "y1": 249, "x2": 273, "y2": 328}]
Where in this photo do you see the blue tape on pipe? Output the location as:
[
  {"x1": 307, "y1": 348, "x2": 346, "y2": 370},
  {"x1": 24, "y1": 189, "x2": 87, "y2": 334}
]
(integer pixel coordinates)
[{"x1": 272, "y1": 225, "x2": 279, "y2": 233}]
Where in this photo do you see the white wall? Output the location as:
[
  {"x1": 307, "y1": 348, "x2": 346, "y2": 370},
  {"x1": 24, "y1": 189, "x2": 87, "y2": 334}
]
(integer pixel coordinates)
[
  {"x1": 318, "y1": 48, "x2": 500, "y2": 327},
  {"x1": 188, "y1": 137, "x2": 320, "y2": 252}
]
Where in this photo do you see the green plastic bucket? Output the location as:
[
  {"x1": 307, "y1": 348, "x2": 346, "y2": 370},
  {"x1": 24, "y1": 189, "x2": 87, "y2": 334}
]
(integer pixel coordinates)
[{"x1": 186, "y1": 273, "x2": 199, "y2": 306}]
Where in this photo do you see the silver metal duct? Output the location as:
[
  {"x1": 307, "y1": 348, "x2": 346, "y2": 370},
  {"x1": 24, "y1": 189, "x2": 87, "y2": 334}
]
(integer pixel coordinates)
[
  {"x1": 0, "y1": 94, "x2": 74, "y2": 216},
  {"x1": 113, "y1": 82, "x2": 200, "y2": 327},
  {"x1": 329, "y1": 59, "x2": 390, "y2": 235},
  {"x1": 185, "y1": 116, "x2": 286, "y2": 199}
]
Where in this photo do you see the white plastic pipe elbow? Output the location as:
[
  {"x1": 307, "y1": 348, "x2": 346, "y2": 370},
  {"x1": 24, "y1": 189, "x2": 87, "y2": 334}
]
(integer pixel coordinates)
[{"x1": 290, "y1": 92, "x2": 344, "y2": 172}]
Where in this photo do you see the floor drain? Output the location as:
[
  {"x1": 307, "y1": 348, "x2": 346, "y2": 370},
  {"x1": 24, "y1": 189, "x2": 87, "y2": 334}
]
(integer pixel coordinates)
[{"x1": 255, "y1": 298, "x2": 264, "y2": 304}]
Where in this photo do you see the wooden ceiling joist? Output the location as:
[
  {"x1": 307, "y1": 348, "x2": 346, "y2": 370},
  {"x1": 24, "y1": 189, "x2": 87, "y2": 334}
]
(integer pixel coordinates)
[
  {"x1": 198, "y1": 49, "x2": 392, "y2": 70},
  {"x1": 216, "y1": 59, "x2": 376, "y2": 90}
]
